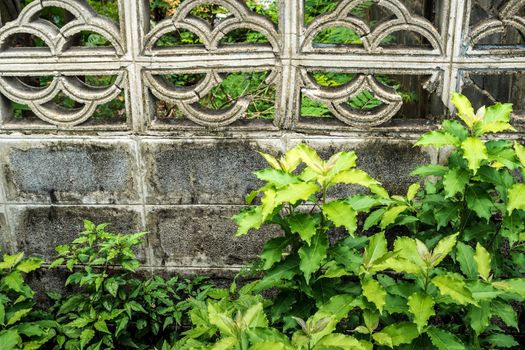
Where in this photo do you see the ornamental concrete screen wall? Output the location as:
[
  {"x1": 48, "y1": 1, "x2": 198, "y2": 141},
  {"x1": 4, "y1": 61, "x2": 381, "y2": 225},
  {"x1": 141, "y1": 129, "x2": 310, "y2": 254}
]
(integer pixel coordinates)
[{"x1": 0, "y1": 0, "x2": 524, "y2": 279}]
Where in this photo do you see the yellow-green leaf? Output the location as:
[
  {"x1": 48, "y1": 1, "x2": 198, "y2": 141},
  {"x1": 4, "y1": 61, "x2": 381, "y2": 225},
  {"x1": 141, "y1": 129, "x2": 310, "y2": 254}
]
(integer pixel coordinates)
[
  {"x1": 361, "y1": 279, "x2": 386, "y2": 314},
  {"x1": 208, "y1": 303, "x2": 235, "y2": 336},
  {"x1": 427, "y1": 326, "x2": 466, "y2": 350},
  {"x1": 330, "y1": 169, "x2": 379, "y2": 189},
  {"x1": 258, "y1": 151, "x2": 281, "y2": 170},
  {"x1": 233, "y1": 207, "x2": 264, "y2": 236},
  {"x1": 288, "y1": 214, "x2": 320, "y2": 245},
  {"x1": 432, "y1": 274, "x2": 478, "y2": 306},
  {"x1": 474, "y1": 243, "x2": 491, "y2": 281},
  {"x1": 322, "y1": 201, "x2": 357, "y2": 235},
  {"x1": 507, "y1": 184, "x2": 525, "y2": 214},
  {"x1": 380, "y1": 205, "x2": 408, "y2": 229},
  {"x1": 315, "y1": 333, "x2": 366, "y2": 349},
  {"x1": 452, "y1": 93, "x2": 476, "y2": 129},
  {"x1": 476, "y1": 103, "x2": 514, "y2": 135},
  {"x1": 492, "y1": 278, "x2": 525, "y2": 298},
  {"x1": 407, "y1": 292, "x2": 435, "y2": 333},
  {"x1": 431, "y1": 233, "x2": 459, "y2": 267},
  {"x1": 211, "y1": 337, "x2": 238, "y2": 350},
  {"x1": 443, "y1": 168, "x2": 469, "y2": 198},
  {"x1": 294, "y1": 144, "x2": 324, "y2": 174},
  {"x1": 254, "y1": 169, "x2": 300, "y2": 188},
  {"x1": 0, "y1": 253, "x2": 24, "y2": 270},
  {"x1": 80, "y1": 329, "x2": 95, "y2": 349},
  {"x1": 461, "y1": 137, "x2": 488, "y2": 174},
  {"x1": 6, "y1": 308, "x2": 31, "y2": 326},
  {"x1": 326, "y1": 152, "x2": 357, "y2": 178},
  {"x1": 372, "y1": 322, "x2": 419, "y2": 348},
  {"x1": 261, "y1": 188, "x2": 277, "y2": 220},
  {"x1": 406, "y1": 183, "x2": 420, "y2": 201},
  {"x1": 242, "y1": 302, "x2": 268, "y2": 328},
  {"x1": 414, "y1": 131, "x2": 461, "y2": 148},
  {"x1": 94, "y1": 320, "x2": 110, "y2": 334},
  {"x1": 388, "y1": 237, "x2": 425, "y2": 274},
  {"x1": 515, "y1": 142, "x2": 525, "y2": 167},
  {"x1": 15, "y1": 258, "x2": 43, "y2": 277},
  {"x1": 275, "y1": 182, "x2": 319, "y2": 206}
]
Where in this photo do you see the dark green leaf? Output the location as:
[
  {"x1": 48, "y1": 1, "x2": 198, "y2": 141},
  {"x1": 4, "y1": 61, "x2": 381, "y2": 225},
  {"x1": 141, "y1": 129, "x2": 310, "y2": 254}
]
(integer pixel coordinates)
[{"x1": 298, "y1": 233, "x2": 328, "y2": 285}]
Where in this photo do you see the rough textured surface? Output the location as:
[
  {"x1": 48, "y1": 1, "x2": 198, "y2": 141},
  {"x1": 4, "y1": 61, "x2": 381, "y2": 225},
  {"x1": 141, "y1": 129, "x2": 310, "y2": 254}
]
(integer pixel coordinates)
[
  {"x1": 0, "y1": 210, "x2": 10, "y2": 253},
  {"x1": 4, "y1": 142, "x2": 139, "y2": 204},
  {"x1": 143, "y1": 140, "x2": 281, "y2": 204},
  {"x1": 146, "y1": 206, "x2": 280, "y2": 267},
  {"x1": 9, "y1": 206, "x2": 144, "y2": 261},
  {"x1": 0, "y1": 0, "x2": 524, "y2": 278}
]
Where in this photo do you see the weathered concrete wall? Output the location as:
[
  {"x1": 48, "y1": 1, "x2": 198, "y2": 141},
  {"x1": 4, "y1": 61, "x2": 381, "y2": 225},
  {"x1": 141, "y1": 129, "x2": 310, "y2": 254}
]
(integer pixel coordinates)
[
  {"x1": 0, "y1": 135, "x2": 432, "y2": 275},
  {"x1": 0, "y1": 0, "x2": 524, "y2": 281}
]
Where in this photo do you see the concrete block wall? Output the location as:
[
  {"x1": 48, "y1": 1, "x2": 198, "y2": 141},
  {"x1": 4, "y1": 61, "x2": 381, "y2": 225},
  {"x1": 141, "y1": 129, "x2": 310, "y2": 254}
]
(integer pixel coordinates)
[
  {"x1": 0, "y1": 0, "x2": 524, "y2": 282},
  {"x1": 0, "y1": 135, "x2": 432, "y2": 276}
]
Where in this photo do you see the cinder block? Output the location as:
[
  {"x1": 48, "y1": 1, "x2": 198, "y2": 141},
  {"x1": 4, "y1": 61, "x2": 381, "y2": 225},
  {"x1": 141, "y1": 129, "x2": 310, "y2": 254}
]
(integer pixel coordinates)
[
  {"x1": 3, "y1": 141, "x2": 139, "y2": 204},
  {"x1": 146, "y1": 206, "x2": 280, "y2": 267},
  {"x1": 9, "y1": 205, "x2": 144, "y2": 261},
  {"x1": 142, "y1": 139, "x2": 284, "y2": 204}
]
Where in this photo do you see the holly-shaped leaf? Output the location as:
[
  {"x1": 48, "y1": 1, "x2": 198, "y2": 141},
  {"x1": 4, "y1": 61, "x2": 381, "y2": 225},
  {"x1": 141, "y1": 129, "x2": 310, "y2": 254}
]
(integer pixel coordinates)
[
  {"x1": 233, "y1": 207, "x2": 264, "y2": 236},
  {"x1": 415, "y1": 131, "x2": 461, "y2": 148},
  {"x1": 380, "y1": 205, "x2": 408, "y2": 229},
  {"x1": 322, "y1": 201, "x2": 357, "y2": 235},
  {"x1": 431, "y1": 233, "x2": 459, "y2": 267},
  {"x1": 432, "y1": 273, "x2": 478, "y2": 306},
  {"x1": 476, "y1": 103, "x2": 514, "y2": 135},
  {"x1": 465, "y1": 187, "x2": 493, "y2": 222},
  {"x1": 15, "y1": 257, "x2": 44, "y2": 273},
  {"x1": 452, "y1": 93, "x2": 477, "y2": 129},
  {"x1": 407, "y1": 292, "x2": 435, "y2": 332},
  {"x1": 298, "y1": 233, "x2": 328, "y2": 284},
  {"x1": 288, "y1": 214, "x2": 321, "y2": 245},
  {"x1": 467, "y1": 301, "x2": 490, "y2": 335},
  {"x1": 325, "y1": 152, "x2": 357, "y2": 178},
  {"x1": 406, "y1": 183, "x2": 420, "y2": 201},
  {"x1": 260, "y1": 237, "x2": 290, "y2": 270},
  {"x1": 294, "y1": 144, "x2": 324, "y2": 174},
  {"x1": 461, "y1": 137, "x2": 488, "y2": 174},
  {"x1": 473, "y1": 243, "x2": 491, "y2": 281},
  {"x1": 484, "y1": 334, "x2": 519, "y2": 349},
  {"x1": 427, "y1": 326, "x2": 466, "y2": 350},
  {"x1": 275, "y1": 183, "x2": 319, "y2": 206},
  {"x1": 258, "y1": 151, "x2": 281, "y2": 170},
  {"x1": 254, "y1": 169, "x2": 300, "y2": 188},
  {"x1": 492, "y1": 278, "x2": 525, "y2": 299},
  {"x1": 491, "y1": 300, "x2": 518, "y2": 330},
  {"x1": 361, "y1": 278, "x2": 386, "y2": 314},
  {"x1": 372, "y1": 322, "x2": 419, "y2": 348},
  {"x1": 514, "y1": 142, "x2": 525, "y2": 167},
  {"x1": 455, "y1": 242, "x2": 477, "y2": 279},
  {"x1": 507, "y1": 184, "x2": 525, "y2": 214},
  {"x1": 315, "y1": 333, "x2": 365, "y2": 349},
  {"x1": 443, "y1": 168, "x2": 469, "y2": 198},
  {"x1": 363, "y1": 232, "x2": 388, "y2": 268},
  {"x1": 442, "y1": 119, "x2": 469, "y2": 141}
]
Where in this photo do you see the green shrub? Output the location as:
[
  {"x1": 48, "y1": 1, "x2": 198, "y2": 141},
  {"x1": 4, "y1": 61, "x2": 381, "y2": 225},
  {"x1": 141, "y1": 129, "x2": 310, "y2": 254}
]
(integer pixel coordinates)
[
  {"x1": 48, "y1": 220, "x2": 215, "y2": 350},
  {"x1": 223, "y1": 93, "x2": 525, "y2": 349},
  {"x1": 0, "y1": 253, "x2": 56, "y2": 349}
]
